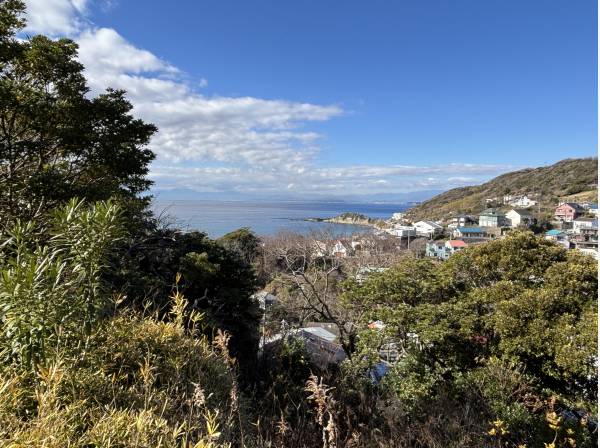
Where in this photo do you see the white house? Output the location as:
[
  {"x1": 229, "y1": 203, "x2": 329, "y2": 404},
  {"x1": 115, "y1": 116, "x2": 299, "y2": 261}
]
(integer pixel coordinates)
[
  {"x1": 505, "y1": 209, "x2": 533, "y2": 228},
  {"x1": 572, "y1": 218, "x2": 598, "y2": 234},
  {"x1": 413, "y1": 220, "x2": 443, "y2": 238},
  {"x1": 387, "y1": 225, "x2": 416, "y2": 238},
  {"x1": 511, "y1": 195, "x2": 537, "y2": 208},
  {"x1": 391, "y1": 212, "x2": 406, "y2": 221},
  {"x1": 332, "y1": 240, "x2": 351, "y2": 257}
]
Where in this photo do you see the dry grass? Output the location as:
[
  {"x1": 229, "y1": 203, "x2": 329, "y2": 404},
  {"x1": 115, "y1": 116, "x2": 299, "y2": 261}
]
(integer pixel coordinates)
[{"x1": 0, "y1": 290, "x2": 240, "y2": 448}]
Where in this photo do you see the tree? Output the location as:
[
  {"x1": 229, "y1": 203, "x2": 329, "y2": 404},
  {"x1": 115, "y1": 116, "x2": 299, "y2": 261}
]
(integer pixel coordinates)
[
  {"x1": 261, "y1": 231, "x2": 361, "y2": 356},
  {"x1": 113, "y1": 228, "x2": 261, "y2": 373},
  {"x1": 217, "y1": 227, "x2": 260, "y2": 265},
  {"x1": 342, "y1": 232, "x2": 597, "y2": 445},
  {"x1": 0, "y1": 2, "x2": 156, "y2": 223}
]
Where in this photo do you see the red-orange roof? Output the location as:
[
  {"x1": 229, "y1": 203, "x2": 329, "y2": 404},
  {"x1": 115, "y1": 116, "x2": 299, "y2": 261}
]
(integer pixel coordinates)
[{"x1": 447, "y1": 240, "x2": 468, "y2": 248}]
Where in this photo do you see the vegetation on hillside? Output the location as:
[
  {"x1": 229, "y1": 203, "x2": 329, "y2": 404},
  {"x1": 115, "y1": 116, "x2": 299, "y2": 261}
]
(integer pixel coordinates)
[
  {"x1": 309, "y1": 212, "x2": 388, "y2": 228},
  {"x1": 405, "y1": 158, "x2": 598, "y2": 221}
]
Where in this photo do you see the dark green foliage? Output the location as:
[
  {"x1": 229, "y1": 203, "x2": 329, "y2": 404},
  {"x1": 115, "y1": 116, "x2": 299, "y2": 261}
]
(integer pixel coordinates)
[
  {"x1": 0, "y1": 7, "x2": 156, "y2": 223},
  {"x1": 114, "y1": 229, "x2": 261, "y2": 372},
  {"x1": 217, "y1": 227, "x2": 260, "y2": 265},
  {"x1": 342, "y1": 231, "x2": 597, "y2": 446}
]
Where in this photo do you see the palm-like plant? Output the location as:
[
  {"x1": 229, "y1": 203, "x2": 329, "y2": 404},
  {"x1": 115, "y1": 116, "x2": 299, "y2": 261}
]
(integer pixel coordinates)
[{"x1": 0, "y1": 199, "x2": 122, "y2": 370}]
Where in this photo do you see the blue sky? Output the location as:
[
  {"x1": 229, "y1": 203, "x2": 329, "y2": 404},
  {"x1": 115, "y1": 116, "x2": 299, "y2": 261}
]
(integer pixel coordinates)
[{"x1": 24, "y1": 0, "x2": 598, "y2": 199}]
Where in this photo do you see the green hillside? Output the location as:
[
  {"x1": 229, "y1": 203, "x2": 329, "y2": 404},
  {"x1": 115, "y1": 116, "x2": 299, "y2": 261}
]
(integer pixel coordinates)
[{"x1": 405, "y1": 158, "x2": 598, "y2": 221}]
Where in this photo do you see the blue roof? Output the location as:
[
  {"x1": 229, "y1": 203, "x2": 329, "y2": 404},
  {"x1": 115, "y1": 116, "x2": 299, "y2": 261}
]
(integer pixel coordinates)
[
  {"x1": 457, "y1": 227, "x2": 483, "y2": 233},
  {"x1": 590, "y1": 204, "x2": 598, "y2": 209},
  {"x1": 546, "y1": 229, "x2": 562, "y2": 236}
]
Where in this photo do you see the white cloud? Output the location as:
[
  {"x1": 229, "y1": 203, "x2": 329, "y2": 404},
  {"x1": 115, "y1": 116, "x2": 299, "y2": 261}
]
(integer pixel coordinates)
[
  {"x1": 21, "y1": 1, "x2": 515, "y2": 198},
  {"x1": 73, "y1": 25, "x2": 343, "y2": 168},
  {"x1": 149, "y1": 162, "x2": 514, "y2": 197},
  {"x1": 23, "y1": 0, "x2": 88, "y2": 35}
]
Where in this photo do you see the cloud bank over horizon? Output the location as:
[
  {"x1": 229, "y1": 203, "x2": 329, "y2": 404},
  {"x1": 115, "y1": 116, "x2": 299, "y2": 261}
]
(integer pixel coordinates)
[{"x1": 23, "y1": 0, "x2": 518, "y2": 200}]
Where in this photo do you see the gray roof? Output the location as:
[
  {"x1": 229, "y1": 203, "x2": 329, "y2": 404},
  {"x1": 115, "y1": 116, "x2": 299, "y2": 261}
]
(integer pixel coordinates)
[{"x1": 301, "y1": 327, "x2": 338, "y2": 343}]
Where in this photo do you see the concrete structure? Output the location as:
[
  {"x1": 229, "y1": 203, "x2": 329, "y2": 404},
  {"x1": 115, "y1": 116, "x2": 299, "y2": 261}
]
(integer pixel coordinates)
[
  {"x1": 506, "y1": 209, "x2": 533, "y2": 228},
  {"x1": 503, "y1": 195, "x2": 537, "y2": 207},
  {"x1": 577, "y1": 248, "x2": 598, "y2": 260}
]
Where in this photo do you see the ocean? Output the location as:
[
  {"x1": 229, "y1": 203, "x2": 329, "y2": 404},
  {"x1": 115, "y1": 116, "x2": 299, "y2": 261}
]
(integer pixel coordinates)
[{"x1": 150, "y1": 200, "x2": 410, "y2": 238}]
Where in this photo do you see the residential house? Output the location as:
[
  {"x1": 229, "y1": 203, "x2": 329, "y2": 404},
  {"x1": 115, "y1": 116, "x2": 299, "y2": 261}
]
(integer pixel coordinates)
[
  {"x1": 446, "y1": 239, "x2": 468, "y2": 254},
  {"x1": 505, "y1": 209, "x2": 534, "y2": 228},
  {"x1": 387, "y1": 225, "x2": 416, "y2": 238},
  {"x1": 413, "y1": 220, "x2": 443, "y2": 238},
  {"x1": 589, "y1": 204, "x2": 599, "y2": 217},
  {"x1": 332, "y1": 240, "x2": 352, "y2": 257},
  {"x1": 478, "y1": 209, "x2": 509, "y2": 228},
  {"x1": 554, "y1": 203, "x2": 584, "y2": 222},
  {"x1": 453, "y1": 226, "x2": 487, "y2": 239},
  {"x1": 447, "y1": 214, "x2": 477, "y2": 229},
  {"x1": 572, "y1": 217, "x2": 598, "y2": 234},
  {"x1": 297, "y1": 325, "x2": 347, "y2": 368},
  {"x1": 570, "y1": 220, "x2": 598, "y2": 253},
  {"x1": 425, "y1": 241, "x2": 448, "y2": 260},
  {"x1": 544, "y1": 229, "x2": 570, "y2": 249},
  {"x1": 511, "y1": 195, "x2": 538, "y2": 208},
  {"x1": 426, "y1": 240, "x2": 468, "y2": 260},
  {"x1": 251, "y1": 291, "x2": 278, "y2": 311},
  {"x1": 391, "y1": 212, "x2": 406, "y2": 221},
  {"x1": 502, "y1": 195, "x2": 514, "y2": 205}
]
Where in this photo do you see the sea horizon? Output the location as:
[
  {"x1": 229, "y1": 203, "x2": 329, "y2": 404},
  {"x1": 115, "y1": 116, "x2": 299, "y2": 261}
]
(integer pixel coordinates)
[{"x1": 150, "y1": 199, "x2": 411, "y2": 238}]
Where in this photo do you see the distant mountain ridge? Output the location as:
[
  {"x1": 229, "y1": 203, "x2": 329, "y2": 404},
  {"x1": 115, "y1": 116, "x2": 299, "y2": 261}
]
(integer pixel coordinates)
[
  {"x1": 404, "y1": 158, "x2": 598, "y2": 221},
  {"x1": 151, "y1": 188, "x2": 443, "y2": 203}
]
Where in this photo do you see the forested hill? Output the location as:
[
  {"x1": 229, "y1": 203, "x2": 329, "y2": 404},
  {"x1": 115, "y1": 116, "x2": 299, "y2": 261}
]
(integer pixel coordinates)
[{"x1": 405, "y1": 157, "x2": 598, "y2": 221}]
